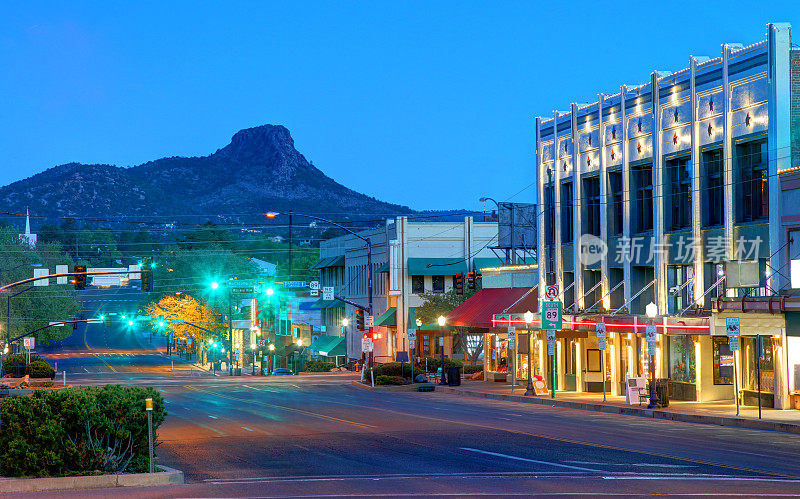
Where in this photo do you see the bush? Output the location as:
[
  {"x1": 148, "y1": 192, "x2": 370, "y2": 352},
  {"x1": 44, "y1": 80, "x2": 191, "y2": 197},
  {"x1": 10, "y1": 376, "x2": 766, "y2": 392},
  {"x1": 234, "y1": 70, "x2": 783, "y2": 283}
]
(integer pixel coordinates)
[
  {"x1": 305, "y1": 359, "x2": 336, "y2": 372},
  {"x1": 375, "y1": 375, "x2": 409, "y2": 386},
  {"x1": 463, "y1": 364, "x2": 483, "y2": 375},
  {"x1": 26, "y1": 360, "x2": 55, "y2": 379},
  {"x1": 0, "y1": 385, "x2": 166, "y2": 477},
  {"x1": 370, "y1": 362, "x2": 413, "y2": 378},
  {"x1": 416, "y1": 357, "x2": 463, "y2": 373},
  {"x1": 1, "y1": 353, "x2": 43, "y2": 376}
]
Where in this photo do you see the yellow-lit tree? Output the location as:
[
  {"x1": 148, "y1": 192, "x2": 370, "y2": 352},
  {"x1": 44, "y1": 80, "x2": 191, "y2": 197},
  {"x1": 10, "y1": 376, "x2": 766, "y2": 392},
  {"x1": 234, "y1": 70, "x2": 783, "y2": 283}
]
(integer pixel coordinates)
[{"x1": 144, "y1": 293, "x2": 222, "y2": 363}]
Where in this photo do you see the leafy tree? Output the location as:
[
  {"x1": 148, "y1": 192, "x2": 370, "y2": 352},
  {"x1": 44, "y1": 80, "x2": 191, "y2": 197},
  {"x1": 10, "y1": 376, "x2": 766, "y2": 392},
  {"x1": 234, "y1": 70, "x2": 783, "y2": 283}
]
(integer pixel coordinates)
[
  {"x1": 413, "y1": 288, "x2": 477, "y2": 326},
  {"x1": 144, "y1": 293, "x2": 221, "y2": 363},
  {"x1": 177, "y1": 222, "x2": 235, "y2": 250}
]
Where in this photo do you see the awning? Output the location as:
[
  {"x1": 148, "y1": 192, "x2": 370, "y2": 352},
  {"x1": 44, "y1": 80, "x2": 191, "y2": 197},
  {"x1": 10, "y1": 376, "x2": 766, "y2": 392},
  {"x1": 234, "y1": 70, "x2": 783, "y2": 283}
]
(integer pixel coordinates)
[
  {"x1": 408, "y1": 258, "x2": 468, "y2": 276},
  {"x1": 446, "y1": 287, "x2": 538, "y2": 328},
  {"x1": 310, "y1": 298, "x2": 346, "y2": 309},
  {"x1": 377, "y1": 261, "x2": 390, "y2": 273},
  {"x1": 310, "y1": 255, "x2": 346, "y2": 269},
  {"x1": 374, "y1": 307, "x2": 397, "y2": 327},
  {"x1": 308, "y1": 335, "x2": 345, "y2": 357},
  {"x1": 472, "y1": 256, "x2": 536, "y2": 270}
]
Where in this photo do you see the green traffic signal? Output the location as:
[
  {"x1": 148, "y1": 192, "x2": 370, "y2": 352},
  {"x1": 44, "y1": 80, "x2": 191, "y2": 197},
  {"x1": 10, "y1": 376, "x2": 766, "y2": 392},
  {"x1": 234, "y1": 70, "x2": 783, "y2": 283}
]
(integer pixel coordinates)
[{"x1": 210, "y1": 281, "x2": 220, "y2": 290}]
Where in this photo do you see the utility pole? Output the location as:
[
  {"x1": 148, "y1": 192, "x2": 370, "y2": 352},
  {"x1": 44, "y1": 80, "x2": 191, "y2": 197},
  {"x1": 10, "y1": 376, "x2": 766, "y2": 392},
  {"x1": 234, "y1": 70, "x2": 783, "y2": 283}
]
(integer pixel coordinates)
[{"x1": 288, "y1": 210, "x2": 293, "y2": 279}]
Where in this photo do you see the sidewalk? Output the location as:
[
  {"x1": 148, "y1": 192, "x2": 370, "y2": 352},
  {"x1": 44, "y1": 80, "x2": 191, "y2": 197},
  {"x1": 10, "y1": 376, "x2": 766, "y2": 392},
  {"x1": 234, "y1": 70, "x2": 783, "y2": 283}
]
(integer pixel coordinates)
[{"x1": 439, "y1": 380, "x2": 800, "y2": 434}]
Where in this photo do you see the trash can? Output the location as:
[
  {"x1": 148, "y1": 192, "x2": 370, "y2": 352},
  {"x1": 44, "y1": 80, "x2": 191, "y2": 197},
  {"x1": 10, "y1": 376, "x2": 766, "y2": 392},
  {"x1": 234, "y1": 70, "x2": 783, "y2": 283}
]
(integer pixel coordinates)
[
  {"x1": 447, "y1": 366, "x2": 461, "y2": 386},
  {"x1": 655, "y1": 379, "x2": 670, "y2": 408},
  {"x1": 12, "y1": 363, "x2": 25, "y2": 377}
]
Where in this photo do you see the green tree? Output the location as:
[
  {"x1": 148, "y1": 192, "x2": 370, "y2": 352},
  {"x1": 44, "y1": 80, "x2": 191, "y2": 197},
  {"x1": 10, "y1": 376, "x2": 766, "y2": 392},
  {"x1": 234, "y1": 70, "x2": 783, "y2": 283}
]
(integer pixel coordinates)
[{"x1": 413, "y1": 288, "x2": 477, "y2": 326}]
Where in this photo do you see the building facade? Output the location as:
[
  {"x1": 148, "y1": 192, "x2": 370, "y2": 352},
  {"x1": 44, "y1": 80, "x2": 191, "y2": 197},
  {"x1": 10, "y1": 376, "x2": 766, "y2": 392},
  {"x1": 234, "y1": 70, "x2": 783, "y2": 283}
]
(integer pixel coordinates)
[{"x1": 535, "y1": 23, "x2": 800, "y2": 409}]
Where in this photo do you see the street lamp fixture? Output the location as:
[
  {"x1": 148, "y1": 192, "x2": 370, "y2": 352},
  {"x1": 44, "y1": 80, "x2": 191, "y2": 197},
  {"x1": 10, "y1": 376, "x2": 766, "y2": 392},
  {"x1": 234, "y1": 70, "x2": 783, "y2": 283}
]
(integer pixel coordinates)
[
  {"x1": 268, "y1": 344, "x2": 275, "y2": 351},
  {"x1": 342, "y1": 318, "x2": 349, "y2": 327},
  {"x1": 127, "y1": 320, "x2": 134, "y2": 326},
  {"x1": 523, "y1": 310, "x2": 534, "y2": 396},
  {"x1": 210, "y1": 281, "x2": 220, "y2": 290},
  {"x1": 437, "y1": 316, "x2": 447, "y2": 385},
  {"x1": 296, "y1": 339, "x2": 303, "y2": 347},
  {"x1": 646, "y1": 302, "x2": 658, "y2": 319},
  {"x1": 266, "y1": 287, "x2": 274, "y2": 296}
]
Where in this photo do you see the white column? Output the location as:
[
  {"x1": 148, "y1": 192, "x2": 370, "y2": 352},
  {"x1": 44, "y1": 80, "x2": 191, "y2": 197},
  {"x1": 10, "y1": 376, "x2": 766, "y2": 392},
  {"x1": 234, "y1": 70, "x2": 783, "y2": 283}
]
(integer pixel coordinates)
[
  {"x1": 621, "y1": 86, "x2": 633, "y2": 307},
  {"x1": 599, "y1": 94, "x2": 610, "y2": 310},
  {"x1": 610, "y1": 333, "x2": 620, "y2": 395},
  {"x1": 652, "y1": 72, "x2": 668, "y2": 315},
  {"x1": 571, "y1": 103, "x2": 584, "y2": 309},
  {"x1": 722, "y1": 44, "x2": 735, "y2": 262},
  {"x1": 536, "y1": 117, "x2": 547, "y2": 294},
  {"x1": 575, "y1": 338, "x2": 584, "y2": 392},
  {"x1": 690, "y1": 57, "x2": 705, "y2": 306}
]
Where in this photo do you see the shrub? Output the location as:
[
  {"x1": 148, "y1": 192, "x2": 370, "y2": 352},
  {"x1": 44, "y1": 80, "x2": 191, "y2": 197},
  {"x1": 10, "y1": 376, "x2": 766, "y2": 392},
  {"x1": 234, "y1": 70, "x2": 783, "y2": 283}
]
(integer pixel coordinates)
[
  {"x1": 464, "y1": 364, "x2": 483, "y2": 375},
  {"x1": 305, "y1": 359, "x2": 336, "y2": 372},
  {"x1": 375, "y1": 375, "x2": 409, "y2": 386},
  {"x1": 26, "y1": 360, "x2": 55, "y2": 379},
  {"x1": 370, "y1": 362, "x2": 413, "y2": 378},
  {"x1": 0, "y1": 385, "x2": 166, "y2": 477},
  {"x1": 416, "y1": 357, "x2": 463, "y2": 373},
  {"x1": 1, "y1": 353, "x2": 43, "y2": 375}
]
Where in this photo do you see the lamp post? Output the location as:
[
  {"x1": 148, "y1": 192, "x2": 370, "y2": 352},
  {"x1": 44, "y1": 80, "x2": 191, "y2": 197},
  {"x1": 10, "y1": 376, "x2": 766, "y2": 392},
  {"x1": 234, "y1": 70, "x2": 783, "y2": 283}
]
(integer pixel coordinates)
[
  {"x1": 250, "y1": 342, "x2": 257, "y2": 375},
  {"x1": 437, "y1": 315, "x2": 447, "y2": 385},
  {"x1": 341, "y1": 318, "x2": 349, "y2": 367},
  {"x1": 268, "y1": 343, "x2": 275, "y2": 374},
  {"x1": 523, "y1": 310, "x2": 534, "y2": 396},
  {"x1": 295, "y1": 338, "x2": 303, "y2": 374},
  {"x1": 645, "y1": 301, "x2": 659, "y2": 409}
]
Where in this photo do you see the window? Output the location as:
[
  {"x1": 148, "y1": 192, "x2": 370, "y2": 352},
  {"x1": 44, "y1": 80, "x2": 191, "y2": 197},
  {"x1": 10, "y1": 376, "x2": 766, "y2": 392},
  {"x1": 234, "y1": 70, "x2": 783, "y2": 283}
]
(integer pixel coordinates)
[
  {"x1": 703, "y1": 149, "x2": 724, "y2": 226},
  {"x1": 608, "y1": 171, "x2": 623, "y2": 236},
  {"x1": 411, "y1": 275, "x2": 424, "y2": 294},
  {"x1": 667, "y1": 156, "x2": 691, "y2": 230},
  {"x1": 586, "y1": 349, "x2": 601, "y2": 372},
  {"x1": 632, "y1": 164, "x2": 653, "y2": 233},
  {"x1": 561, "y1": 182, "x2": 573, "y2": 242},
  {"x1": 736, "y1": 140, "x2": 768, "y2": 222},
  {"x1": 583, "y1": 177, "x2": 600, "y2": 236},
  {"x1": 668, "y1": 336, "x2": 696, "y2": 384},
  {"x1": 544, "y1": 185, "x2": 555, "y2": 245},
  {"x1": 432, "y1": 275, "x2": 445, "y2": 293},
  {"x1": 713, "y1": 336, "x2": 733, "y2": 385}
]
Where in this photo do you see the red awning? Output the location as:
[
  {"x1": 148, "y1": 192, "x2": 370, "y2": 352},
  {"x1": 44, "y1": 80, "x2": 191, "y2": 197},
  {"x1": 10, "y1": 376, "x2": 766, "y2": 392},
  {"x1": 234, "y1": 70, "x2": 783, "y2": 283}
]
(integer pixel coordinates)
[{"x1": 447, "y1": 287, "x2": 538, "y2": 328}]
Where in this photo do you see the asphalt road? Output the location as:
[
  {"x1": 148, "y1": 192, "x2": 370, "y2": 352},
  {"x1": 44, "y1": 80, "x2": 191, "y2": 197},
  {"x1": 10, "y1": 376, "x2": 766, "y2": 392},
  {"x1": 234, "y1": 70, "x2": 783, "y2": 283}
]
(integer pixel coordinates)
[{"x1": 17, "y1": 286, "x2": 800, "y2": 497}]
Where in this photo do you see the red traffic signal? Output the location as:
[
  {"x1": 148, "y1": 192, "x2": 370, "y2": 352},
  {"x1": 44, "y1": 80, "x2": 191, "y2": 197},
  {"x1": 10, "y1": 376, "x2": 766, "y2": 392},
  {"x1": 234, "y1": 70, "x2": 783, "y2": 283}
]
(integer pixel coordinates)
[
  {"x1": 73, "y1": 265, "x2": 87, "y2": 290},
  {"x1": 355, "y1": 309, "x2": 365, "y2": 331},
  {"x1": 455, "y1": 273, "x2": 464, "y2": 295}
]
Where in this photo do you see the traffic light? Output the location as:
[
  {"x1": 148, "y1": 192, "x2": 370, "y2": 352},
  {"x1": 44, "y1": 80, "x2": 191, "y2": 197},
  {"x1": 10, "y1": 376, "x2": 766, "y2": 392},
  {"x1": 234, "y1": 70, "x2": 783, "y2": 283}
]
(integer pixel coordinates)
[
  {"x1": 467, "y1": 271, "x2": 476, "y2": 289},
  {"x1": 455, "y1": 273, "x2": 464, "y2": 295},
  {"x1": 72, "y1": 317, "x2": 79, "y2": 330},
  {"x1": 355, "y1": 309, "x2": 365, "y2": 331},
  {"x1": 73, "y1": 265, "x2": 87, "y2": 290},
  {"x1": 157, "y1": 315, "x2": 165, "y2": 328}
]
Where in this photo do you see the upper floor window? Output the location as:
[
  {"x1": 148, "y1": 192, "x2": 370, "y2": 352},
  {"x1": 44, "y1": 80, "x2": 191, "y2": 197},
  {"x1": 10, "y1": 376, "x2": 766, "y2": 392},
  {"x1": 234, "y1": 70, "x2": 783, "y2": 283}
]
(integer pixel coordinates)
[
  {"x1": 432, "y1": 275, "x2": 445, "y2": 293},
  {"x1": 632, "y1": 163, "x2": 653, "y2": 233},
  {"x1": 703, "y1": 149, "x2": 724, "y2": 226},
  {"x1": 667, "y1": 156, "x2": 691, "y2": 230},
  {"x1": 736, "y1": 140, "x2": 768, "y2": 223},
  {"x1": 583, "y1": 177, "x2": 601, "y2": 236},
  {"x1": 608, "y1": 171, "x2": 623, "y2": 236},
  {"x1": 412, "y1": 275, "x2": 425, "y2": 294},
  {"x1": 544, "y1": 185, "x2": 555, "y2": 245},
  {"x1": 561, "y1": 182, "x2": 574, "y2": 243}
]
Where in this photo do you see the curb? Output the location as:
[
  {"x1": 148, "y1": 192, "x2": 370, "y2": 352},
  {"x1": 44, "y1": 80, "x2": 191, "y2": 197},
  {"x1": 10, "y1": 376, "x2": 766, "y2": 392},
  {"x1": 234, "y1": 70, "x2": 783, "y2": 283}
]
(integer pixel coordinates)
[
  {"x1": 438, "y1": 387, "x2": 800, "y2": 434},
  {"x1": 350, "y1": 380, "x2": 422, "y2": 391},
  {"x1": 0, "y1": 465, "x2": 184, "y2": 493}
]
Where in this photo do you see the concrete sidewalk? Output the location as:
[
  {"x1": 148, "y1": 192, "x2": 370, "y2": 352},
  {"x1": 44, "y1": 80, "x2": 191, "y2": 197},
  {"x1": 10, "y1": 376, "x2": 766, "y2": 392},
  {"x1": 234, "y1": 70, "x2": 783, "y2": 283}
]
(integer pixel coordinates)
[{"x1": 439, "y1": 380, "x2": 800, "y2": 434}]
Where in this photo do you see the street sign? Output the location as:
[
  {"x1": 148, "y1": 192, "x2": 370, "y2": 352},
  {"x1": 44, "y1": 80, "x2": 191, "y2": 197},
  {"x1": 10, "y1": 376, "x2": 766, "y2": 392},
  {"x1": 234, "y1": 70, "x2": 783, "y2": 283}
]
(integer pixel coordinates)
[
  {"x1": 541, "y1": 301, "x2": 562, "y2": 330},
  {"x1": 545, "y1": 285, "x2": 559, "y2": 300},
  {"x1": 361, "y1": 337, "x2": 374, "y2": 352},
  {"x1": 323, "y1": 286, "x2": 334, "y2": 301},
  {"x1": 546, "y1": 330, "x2": 555, "y2": 355},
  {"x1": 645, "y1": 324, "x2": 657, "y2": 355},
  {"x1": 283, "y1": 281, "x2": 307, "y2": 288},
  {"x1": 231, "y1": 287, "x2": 253, "y2": 295},
  {"x1": 726, "y1": 317, "x2": 740, "y2": 352},
  {"x1": 408, "y1": 328, "x2": 417, "y2": 349},
  {"x1": 309, "y1": 281, "x2": 320, "y2": 290},
  {"x1": 366, "y1": 315, "x2": 374, "y2": 328},
  {"x1": 23, "y1": 337, "x2": 35, "y2": 349},
  {"x1": 258, "y1": 339, "x2": 266, "y2": 347},
  {"x1": 56, "y1": 264, "x2": 69, "y2": 284},
  {"x1": 310, "y1": 289, "x2": 319, "y2": 297},
  {"x1": 596, "y1": 322, "x2": 607, "y2": 351},
  {"x1": 507, "y1": 327, "x2": 516, "y2": 348}
]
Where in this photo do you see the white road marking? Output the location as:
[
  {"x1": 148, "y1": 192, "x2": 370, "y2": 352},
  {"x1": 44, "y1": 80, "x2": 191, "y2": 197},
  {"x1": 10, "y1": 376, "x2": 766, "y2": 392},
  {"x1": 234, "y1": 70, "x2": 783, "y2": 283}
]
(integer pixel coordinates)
[
  {"x1": 242, "y1": 426, "x2": 254, "y2": 432},
  {"x1": 459, "y1": 447, "x2": 600, "y2": 472},
  {"x1": 208, "y1": 415, "x2": 218, "y2": 419},
  {"x1": 564, "y1": 461, "x2": 696, "y2": 468}
]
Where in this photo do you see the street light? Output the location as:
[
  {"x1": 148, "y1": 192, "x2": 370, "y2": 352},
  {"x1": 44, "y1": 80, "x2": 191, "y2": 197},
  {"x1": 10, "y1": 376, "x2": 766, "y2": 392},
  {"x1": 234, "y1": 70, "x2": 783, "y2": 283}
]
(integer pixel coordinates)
[
  {"x1": 210, "y1": 281, "x2": 219, "y2": 290},
  {"x1": 266, "y1": 287, "x2": 274, "y2": 297},
  {"x1": 523, "y1": 310, "x2": 534, "y2": 396},
  {"x1": 341, "y1": 318, "x2": 350, "y2": 367},
  {"x1": 437, "y1": 315, "x2": 447, "y2": 385},
  {"x1": 251, "y1": 342, "x2": 257, "y2": 375},
  {"x1": 646, "y1": 301, "x2": 659, "y2": 409}
]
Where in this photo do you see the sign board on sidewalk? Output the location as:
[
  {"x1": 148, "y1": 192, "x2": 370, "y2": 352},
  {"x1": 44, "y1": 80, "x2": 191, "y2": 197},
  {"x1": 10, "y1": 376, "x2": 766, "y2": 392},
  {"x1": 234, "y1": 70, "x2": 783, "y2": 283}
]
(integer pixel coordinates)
[
  {"x1": 23, "y1": 337, "x2": 35, "y2": 349},
  {"x1": 726, "y1": 317, "x2": 740, "y2": 352},
  {"x1": 541, "y1": 301, "x2": 562, "y2": 330},
  {"x1": 258, "y1": 339, "x2": 266, "y2": 347},
  {"x1": 596, "y1": 322, "x2": 607, "y2": 350},
  {"x1": 323, "y1": 286, "x2": 334, "y2": 301},
  {"x1": 361, "y1": 337, "x2": 374, "y2": 352},
  {"x1": 546, "y1": 330, "x2": 555, "y2": 355},
  {"x1": 645, "y1": 324, "x2": 657, "y2": 356}
]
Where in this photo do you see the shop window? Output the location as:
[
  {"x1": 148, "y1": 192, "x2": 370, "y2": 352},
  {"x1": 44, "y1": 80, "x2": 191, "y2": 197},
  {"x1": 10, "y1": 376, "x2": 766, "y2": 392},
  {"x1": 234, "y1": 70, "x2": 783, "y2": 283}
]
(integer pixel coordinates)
[
  {"x1": 712, "y1": 336, "x2": 733, "y2": 385},
  {"x1": 666, "y1": 156, "x2": 691, "y2": 230},
  {"x1": 586, "y1": 349, "x2": 601, "y2": 372},
  {"x1": 432, "y1": 275, "x2": 445, "y2": 293},
  {"x1": 736, "y1": 140, "x2": 768, "y2": 223},
  {"x1": 412, "y1": 275, "x2": 424, "y2": 294},
  {"x1": 668, "y1": 336, "x2": 696, "y2": 384},
  {"x1": 741, "y1": 336, "x2": 774, "y2": 393},
  {"x1": 561, "y1": 182, "x2": 573, "y2": 242}
]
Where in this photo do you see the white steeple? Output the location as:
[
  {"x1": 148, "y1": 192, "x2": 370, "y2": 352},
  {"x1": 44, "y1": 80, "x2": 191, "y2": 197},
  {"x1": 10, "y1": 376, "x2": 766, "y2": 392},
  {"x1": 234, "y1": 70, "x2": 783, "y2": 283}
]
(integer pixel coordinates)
[{"x1": 19, "y1": 207, "x2": 37, "y2": 247}]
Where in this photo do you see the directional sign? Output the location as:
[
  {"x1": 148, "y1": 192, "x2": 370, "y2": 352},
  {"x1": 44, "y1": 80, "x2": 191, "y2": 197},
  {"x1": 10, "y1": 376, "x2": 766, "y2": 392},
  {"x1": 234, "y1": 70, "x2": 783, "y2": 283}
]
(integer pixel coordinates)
[
  {"x1": 541, "y1": 301, "x2": 562, "y2": 330},
  {"x1": 545, "y1": 285, "x2": 559, "y2": 300},
  {"x1": 323, "y1": 286, "x2": 334, "y2": 301},
  {"x1": 230, "y1": 287, "x2": 254, "y2": 295},
  {"x1": 23, "y1": 337, "x2": 35, "y2": 349},
  {"x1": 596, "y1": 322, "x2": 607, "y2": 351},
  {"x1": 309, "y1": 281, "x2": 320, "y2": 290},
  {"x1": 726, "y1": 317, "x2": 740, "y2": 352},
  {"x1": 310, "y1": 289, "x2": 319, "y2": 297},
  {"x1": 645, "y1": 324, "x2": 657, "y2": 356},
  {"x1": 283, "y1": 281, "x2": 307, "y2": 288},
  {"x1": 361, "y1": 337, "x2": 374, "y2": 352},
  {"x1": 546, "y1": 330, "x2": 556, "y2": 355},
  {"x1": 258, "y1": 339, "x2": 266, "y2": 347}
]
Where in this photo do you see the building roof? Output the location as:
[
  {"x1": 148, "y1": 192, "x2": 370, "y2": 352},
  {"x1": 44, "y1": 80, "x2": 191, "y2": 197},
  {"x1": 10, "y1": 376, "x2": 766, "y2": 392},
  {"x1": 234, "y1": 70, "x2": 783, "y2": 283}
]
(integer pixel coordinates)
[{"x1": 446, "y1": 287, "x2": 539, "y2": 328}]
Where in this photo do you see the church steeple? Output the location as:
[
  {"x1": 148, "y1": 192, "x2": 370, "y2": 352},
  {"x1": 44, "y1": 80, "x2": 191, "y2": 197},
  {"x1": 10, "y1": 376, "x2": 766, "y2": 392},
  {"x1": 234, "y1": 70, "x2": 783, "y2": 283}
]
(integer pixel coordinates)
[{"x1": 24, "y1": 207, "x2": 31, "y2": 235}]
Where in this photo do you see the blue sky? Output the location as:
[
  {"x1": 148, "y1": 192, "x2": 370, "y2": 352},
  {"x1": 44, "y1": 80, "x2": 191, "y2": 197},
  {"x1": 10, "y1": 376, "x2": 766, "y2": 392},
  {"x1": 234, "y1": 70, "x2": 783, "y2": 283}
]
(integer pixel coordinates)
[{"x1": 0, "y1": 2, "x2": 795, "y2": 212}]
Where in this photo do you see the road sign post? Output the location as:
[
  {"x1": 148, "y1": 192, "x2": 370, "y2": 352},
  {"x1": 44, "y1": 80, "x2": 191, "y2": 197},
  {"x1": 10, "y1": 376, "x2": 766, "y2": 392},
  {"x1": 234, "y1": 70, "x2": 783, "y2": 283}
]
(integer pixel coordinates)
[
  {"x1": 645, "y1": 323, "x2": 658, "y2": 408},
  {"x1": 726, "y1": 317, "x2": 741, "y2": 416},
  {"x1": 507, "y1": 327, "x2": 516, "y2": 389},
  {"x1": 596, "y1": 322, "x2": 607, "y2": 402},
  {"x1": 546, "y1": 330, "x2": 555, "y2": 398}
]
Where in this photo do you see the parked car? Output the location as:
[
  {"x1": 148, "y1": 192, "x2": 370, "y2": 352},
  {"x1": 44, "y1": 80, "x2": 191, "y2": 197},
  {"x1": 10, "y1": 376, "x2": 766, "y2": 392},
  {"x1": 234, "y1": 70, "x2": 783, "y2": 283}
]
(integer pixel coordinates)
[{"x1": 271, "y1": 368, "x2": 294, "y2": 376}]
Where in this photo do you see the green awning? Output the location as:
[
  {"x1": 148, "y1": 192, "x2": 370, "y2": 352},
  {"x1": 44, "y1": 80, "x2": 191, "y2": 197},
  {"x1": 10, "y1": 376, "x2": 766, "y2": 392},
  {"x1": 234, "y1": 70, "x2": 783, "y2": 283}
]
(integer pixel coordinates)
[
  {"x1": 472, "y1": 256, "x2": 536, "y2": 270},
  {"x1": 374, "y1": 307, "x2": 397, "y2": 327},
  {"x1": 310, "y1": 298, "x2": 346, "y2": 309},
  {"x1": 310, "y1": 255, "x2": 346, "y2": 269},
  {"x1": 320, "y1": 336, "x2": 345, "y2": 357},
  {"x1": 407, "y1": 258, "x2": 468, "y2": 276},
  {"x1": 376, "y1": 261, "x2": 390, "y2": 273}
]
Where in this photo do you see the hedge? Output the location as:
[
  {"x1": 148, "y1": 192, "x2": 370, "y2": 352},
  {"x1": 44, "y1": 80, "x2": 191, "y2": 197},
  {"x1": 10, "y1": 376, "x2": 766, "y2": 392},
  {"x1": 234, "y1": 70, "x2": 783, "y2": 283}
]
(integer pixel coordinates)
[
  {"x1": 375, "y1": 375, "x2": 409, "y2": 386},
  {"x1": 463, "y1": 364, "x2": 483, "y2": 375},
  {"x1": 0, "y1": 385, "x2": 166, "y2": 477},
  {"x1": 26, "y1": 360, "x2": 55, "y2": 379},
  {"x1": 305, "y1": 359, "x2": 336, "y2": 372},
  {"x1": 1, "y1": 353, "x2": 44, "y2": 375}
]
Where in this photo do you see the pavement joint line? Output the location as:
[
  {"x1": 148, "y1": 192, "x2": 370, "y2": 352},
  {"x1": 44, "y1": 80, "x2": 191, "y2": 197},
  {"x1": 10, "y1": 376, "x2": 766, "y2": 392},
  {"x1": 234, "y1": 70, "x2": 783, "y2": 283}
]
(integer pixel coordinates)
[
  {"x1": 183, "y1": 385, "x2": 378, "y2": 429},
  {"x1": 304, "y1": 389, "x2": 800, "y2": 479}
]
